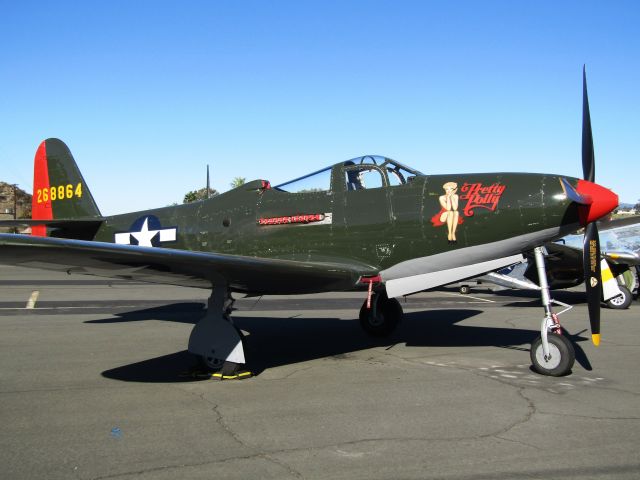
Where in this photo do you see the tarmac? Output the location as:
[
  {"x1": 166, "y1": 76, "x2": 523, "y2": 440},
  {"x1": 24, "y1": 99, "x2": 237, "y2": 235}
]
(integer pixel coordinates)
[{"x1": 1, "y1": 264, "x2": 639, "y2": 480}]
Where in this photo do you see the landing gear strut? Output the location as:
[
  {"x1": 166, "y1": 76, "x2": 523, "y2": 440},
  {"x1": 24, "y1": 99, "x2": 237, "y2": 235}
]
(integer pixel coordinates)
[
  {"x1": 359, "y1": 291, "x2": 403, "y2": 337},
  {"x1": 188, "y1": 284, "x2": 248, "y2": 377},
  {"x1": 529, "y1": 246, "x2": 575, "y2": 376}
]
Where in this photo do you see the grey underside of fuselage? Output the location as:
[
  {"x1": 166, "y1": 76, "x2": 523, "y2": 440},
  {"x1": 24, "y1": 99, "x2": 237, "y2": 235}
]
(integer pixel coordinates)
[{"x1": 380, "y1": 226, "x2": 568, "y2": 296}]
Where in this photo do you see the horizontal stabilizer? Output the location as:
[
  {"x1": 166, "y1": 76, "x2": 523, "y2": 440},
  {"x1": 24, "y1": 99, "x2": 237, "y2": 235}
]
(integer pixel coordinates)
[
  {"x1": 0, "y1": 219, "x2": 104, "y2": 227},
  {"x1": 0, "y1": 219, "x2": 104, "y2": 240}
]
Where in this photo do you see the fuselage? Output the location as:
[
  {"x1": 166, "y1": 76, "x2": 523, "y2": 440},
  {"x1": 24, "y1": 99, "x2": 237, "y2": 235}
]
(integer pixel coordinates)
[{"x1": 93, "y1": 157, "x2": 587, "y2": 275}]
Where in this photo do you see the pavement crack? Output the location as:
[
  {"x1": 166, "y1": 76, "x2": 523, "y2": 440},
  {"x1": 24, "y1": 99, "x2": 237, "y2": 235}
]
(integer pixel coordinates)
[
  {"x1": 260, "y1": 454, "x2": 304, "y2": 479},
  {"x1": 539, "y1": 412, "x2": 640, "y2": 421},
  {"x1": 268, "y1": 364, "x2": 315, "y2": 381},
  {"x1": 197, "y1": 391, "x2": 247, "y2": 448},
  {"x1": 177, "y1": 387, "x2": 249, "y2": 449},
  {"x1": 211, "y1": 401, "x2": 247, "y2": 448},
  {"x1": 168, "y1": 388, "x2": 304, "y2": 478},
  {"x1": 503, "y1": 317, "x2": 519, "y2": 329},
  {"x1": 90, "y1": 450, "x2": 304, "y2": 480},
  {"x1": 395, "y1": 357, "x2": 541, "y2": 443},
  {"x1": 492, "y1": 434, "x2": 539, "y2": 449}
]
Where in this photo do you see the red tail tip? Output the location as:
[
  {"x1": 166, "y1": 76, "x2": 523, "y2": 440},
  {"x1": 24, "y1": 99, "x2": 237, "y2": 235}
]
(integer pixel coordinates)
[{"x1": 32, "y1": 140, "x2": 52, "y2": 236}]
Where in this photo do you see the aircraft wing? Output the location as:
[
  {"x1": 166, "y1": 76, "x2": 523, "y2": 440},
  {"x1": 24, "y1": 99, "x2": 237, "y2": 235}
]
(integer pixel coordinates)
[
  {"x1": 0, "y1": 234, "x2": 376, "y2": 295},
  {"x1": 549, "y1": 238, "x2": 640, "y2": 266},
  {"x1": 599, "y1": 215, "x2": 640, "y2": 232},
  {"x1": 478, "y1": 264, "x2": 541, "y2": 291},
  {"x1": 604, "y1": 251, "x2": 640, "y2": 266}
]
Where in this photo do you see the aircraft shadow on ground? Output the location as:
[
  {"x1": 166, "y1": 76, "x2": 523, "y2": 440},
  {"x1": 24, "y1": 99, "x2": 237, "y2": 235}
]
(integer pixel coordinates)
[
  {"x1": 100, "y1": 305, "x2": 590, "y2": 383},
  {"x1": 85, "y1": 302, "x2": 206, "y2": 324}
]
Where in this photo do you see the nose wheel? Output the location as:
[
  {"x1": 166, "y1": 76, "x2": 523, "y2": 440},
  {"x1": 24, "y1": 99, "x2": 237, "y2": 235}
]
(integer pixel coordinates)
[
  {"x1": 530, "y1": 246, "x2": 576, "y2": 376},
  {"x1": 530, "y1": 332, "x2": 575, "y2": 376}
]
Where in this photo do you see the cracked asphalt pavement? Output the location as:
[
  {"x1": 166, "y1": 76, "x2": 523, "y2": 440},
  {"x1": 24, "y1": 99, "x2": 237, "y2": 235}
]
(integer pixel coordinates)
[{"x1": 1, "y1": 265, "x2": 639, "y2": 479}]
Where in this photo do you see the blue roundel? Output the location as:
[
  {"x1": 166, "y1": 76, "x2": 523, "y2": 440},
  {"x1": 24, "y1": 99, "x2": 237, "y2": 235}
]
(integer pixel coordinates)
[
  {"x1": 126, "y1": 215, "x2": 176, "y2": 247},
  {"x1": 129, "y1": 215, "x2": 163, "y2": 232}
]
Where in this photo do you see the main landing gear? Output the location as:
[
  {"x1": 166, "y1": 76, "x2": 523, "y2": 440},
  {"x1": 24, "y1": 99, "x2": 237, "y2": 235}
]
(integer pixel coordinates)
[
  {"x1": 187, "y1": 284, "x2": 252, "y2": 380},
  {"x1": 529, "y1": 246, "x2": 575, "y2": 376},
  {"x1": 359, "y1": 290, "x2": 403, "y2": 337},
  {"x1": 605, "y1": 285, "x2": 632, "y2": 310}
]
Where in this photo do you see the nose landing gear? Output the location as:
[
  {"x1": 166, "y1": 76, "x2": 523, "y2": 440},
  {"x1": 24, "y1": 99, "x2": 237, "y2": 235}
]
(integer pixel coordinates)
[{"x1": 530, "y1": 246, "x2": 576, "y2": 376}]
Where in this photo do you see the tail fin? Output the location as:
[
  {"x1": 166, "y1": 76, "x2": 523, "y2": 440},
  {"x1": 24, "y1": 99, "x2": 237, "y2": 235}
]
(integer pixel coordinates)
[{"x1": 32, "y1": 138, "x2": 102, "y2": 237}]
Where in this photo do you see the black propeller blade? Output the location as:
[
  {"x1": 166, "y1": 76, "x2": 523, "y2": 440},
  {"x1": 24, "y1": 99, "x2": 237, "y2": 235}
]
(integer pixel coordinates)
[
  {"x1": 581, "y1": 66, "x2": 601, "y2": 346},
  {"x1": 583, "y1": 222, "x2": 601, "y2": 345},
  {"x1": 582, "y1": 66, "x2": 595, "y2": 183}
]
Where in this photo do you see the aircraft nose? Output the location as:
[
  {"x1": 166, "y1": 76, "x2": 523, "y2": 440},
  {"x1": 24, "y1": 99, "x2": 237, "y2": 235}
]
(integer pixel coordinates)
[{"x1": 575, "y1": 179, "x2": 619, "y2": 225}]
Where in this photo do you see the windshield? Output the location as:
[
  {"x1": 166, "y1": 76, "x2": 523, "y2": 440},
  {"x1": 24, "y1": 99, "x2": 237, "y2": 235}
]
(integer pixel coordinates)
[
  {"x1": 274, "y1": 166, "x2": 332, "y2": 193},
  {"x1": 274, "y1": 156, "x2": 423, "y2": 192}
]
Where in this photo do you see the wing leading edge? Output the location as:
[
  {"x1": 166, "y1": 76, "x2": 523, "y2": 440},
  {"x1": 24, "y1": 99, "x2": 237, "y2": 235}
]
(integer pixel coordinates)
[{"x1": 0, "y1": 234, "x2": 376, "y2": 295}]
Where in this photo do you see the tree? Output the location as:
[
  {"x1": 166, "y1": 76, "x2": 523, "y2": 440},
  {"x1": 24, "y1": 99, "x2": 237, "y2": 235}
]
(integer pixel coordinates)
[
  {"x1": 230, "y1": 177, "x2": 246, "y2": 188},
  {"x1": 183, "y1": 187, "x2": 218, "y2": 203}
]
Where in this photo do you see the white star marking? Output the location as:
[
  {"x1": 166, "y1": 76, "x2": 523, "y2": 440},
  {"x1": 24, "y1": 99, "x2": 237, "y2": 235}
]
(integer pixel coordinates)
[
  {"x1": 114, "y1": 217, "x2": 177, "y2": 247},
  {"x1": 130, "y1": 218, "x2": 158, "y2": 247}
]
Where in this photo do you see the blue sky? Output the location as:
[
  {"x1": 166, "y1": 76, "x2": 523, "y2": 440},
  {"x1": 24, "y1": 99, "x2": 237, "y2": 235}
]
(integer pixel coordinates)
[{"x1": 1, "y1": 1, "x2": 638, "y2": 214}]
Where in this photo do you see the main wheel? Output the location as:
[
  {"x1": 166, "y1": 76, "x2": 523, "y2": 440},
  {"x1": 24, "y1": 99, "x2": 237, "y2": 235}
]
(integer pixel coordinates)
[
  {"x1": 198, "y1": 355, "x2": 244, "y2": 376},
  {"x1": 605, "y1": 285, "x2": 632, "y2": 309},
  {"x1": 530, "y1": 333, "x2": 575, "y2": 376},
  {"x1": 459, "y1": 285, "x2": 471, "y2": 295},
  {"x1": 198, "y1": 354, "x2": 224, "y2": 371},
  {"x1": 196, "y1": 322, "x2": 248, "y2": 373},
  {"x1": 359, "y1": 292, "x2": 403, "y2": 337}
]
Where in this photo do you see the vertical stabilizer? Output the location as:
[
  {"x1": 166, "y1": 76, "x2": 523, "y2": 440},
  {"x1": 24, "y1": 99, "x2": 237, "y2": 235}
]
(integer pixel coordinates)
[{"x1": 32, "y1": 138, "x2": 102, "y2": 236}]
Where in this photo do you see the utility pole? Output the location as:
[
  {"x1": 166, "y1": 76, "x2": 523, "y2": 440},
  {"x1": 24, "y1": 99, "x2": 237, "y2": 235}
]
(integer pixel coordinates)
[
  {"x1": 206, "y1": 165, "x2": 211, "y2": 199},
  {"x1": 10, "y1": 184, "x2": 18, "y2": 234},
  {"x1": 13, "y1": 184, "x2": 17, "y2": 221}
]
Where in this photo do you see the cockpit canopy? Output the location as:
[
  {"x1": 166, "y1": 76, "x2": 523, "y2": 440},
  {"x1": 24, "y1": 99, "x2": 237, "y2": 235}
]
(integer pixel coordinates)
[{"x1": 274, "y1": 155, "x2": 422, "y2": 193}]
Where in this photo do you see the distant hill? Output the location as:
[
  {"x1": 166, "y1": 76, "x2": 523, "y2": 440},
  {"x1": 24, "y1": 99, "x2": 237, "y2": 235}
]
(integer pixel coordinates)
[{"x1": 0, "y1": 182, "x2": 32, "y2": 220}]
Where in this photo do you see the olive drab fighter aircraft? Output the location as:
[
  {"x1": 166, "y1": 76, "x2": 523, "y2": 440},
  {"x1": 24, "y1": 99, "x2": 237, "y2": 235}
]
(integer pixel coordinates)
[{"x1": 0, "y1": 69, "x2": 619, "y2": 378}]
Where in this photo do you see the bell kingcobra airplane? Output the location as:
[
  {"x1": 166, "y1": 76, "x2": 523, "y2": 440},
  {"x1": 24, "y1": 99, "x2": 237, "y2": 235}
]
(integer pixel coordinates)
[{"x1": 0, "y1": 69, "x2": 618, "y2": 378}]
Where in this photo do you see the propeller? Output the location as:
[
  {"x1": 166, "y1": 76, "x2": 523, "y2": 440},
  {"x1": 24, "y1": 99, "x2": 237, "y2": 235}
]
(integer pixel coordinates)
[{"x1": 581, "y1": 66, "x2": 601, "y2": 346}]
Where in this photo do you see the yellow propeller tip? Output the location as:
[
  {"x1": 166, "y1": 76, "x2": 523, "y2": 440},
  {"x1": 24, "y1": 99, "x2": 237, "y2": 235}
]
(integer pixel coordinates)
[{"x1": 592, "y1": 334, "x2": 601, "y2": 346}]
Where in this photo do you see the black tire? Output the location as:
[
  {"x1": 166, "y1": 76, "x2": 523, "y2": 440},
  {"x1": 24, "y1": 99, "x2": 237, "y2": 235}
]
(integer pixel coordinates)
[
  {"x1": 359, "y1": 292, "x2": 403, "y2": 337},
  {"x1": 530, "y1": 333, "x2": 575, "y2": 376},
  {"x1": 198, "y1": 354, "x2": 224, "y2": 371},
  {"x1": 198, "y1": 356, "x2": 244, "y2": 376},
  {"x1": 606, "y1": 285, "x2": 632, "y2": 310},
  {"x1": 459, "y1": 285, "x2": 471, "y2": 295}
]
